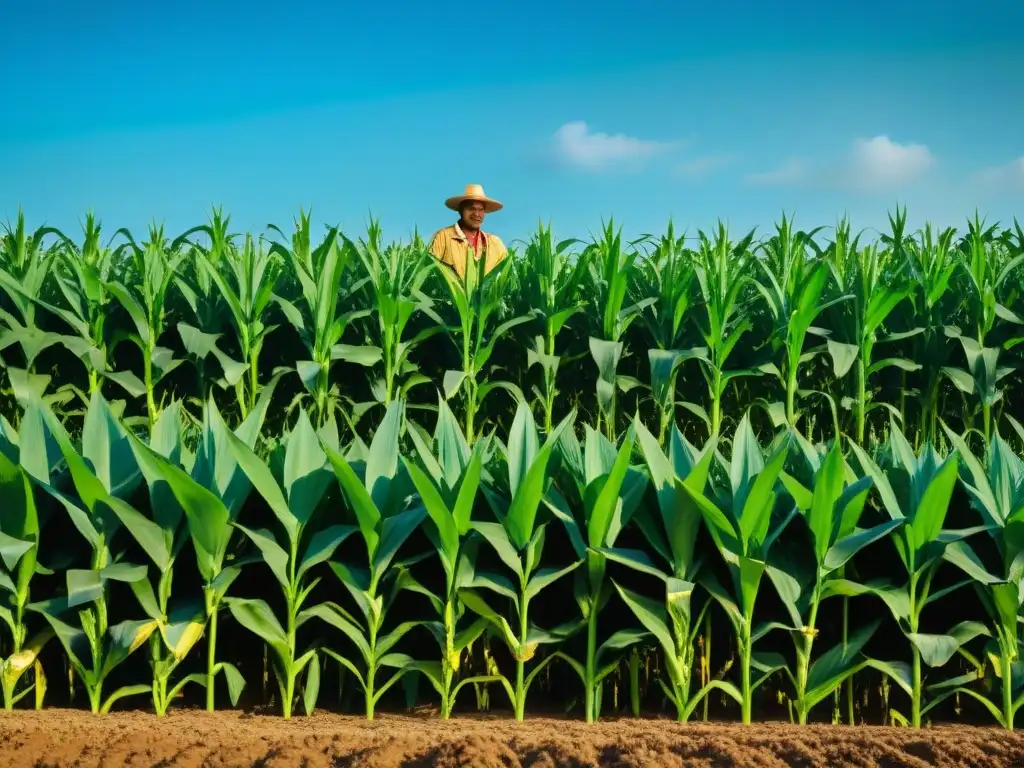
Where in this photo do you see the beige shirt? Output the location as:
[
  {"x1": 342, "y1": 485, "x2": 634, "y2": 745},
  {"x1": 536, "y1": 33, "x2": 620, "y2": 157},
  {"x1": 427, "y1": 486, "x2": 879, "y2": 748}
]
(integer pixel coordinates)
[{"x1": 428, "y1": 222, "x2": 508, "y2": 280}]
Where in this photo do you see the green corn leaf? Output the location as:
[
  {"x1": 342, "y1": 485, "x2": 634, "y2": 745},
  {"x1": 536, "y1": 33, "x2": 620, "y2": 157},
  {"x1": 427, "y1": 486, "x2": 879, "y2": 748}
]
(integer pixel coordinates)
[
  {"x1": 525, "y1": 559, "x2": 582, "y2": 601},
  {"x1": 802, "y1": 620, "x2": 880, "y2": 710},
  {"x1": 234, "y1": 523, "x2": 290, "y2": 591},
  {"x1": 504, "y1": 410, "x2": 573, "y2": 550},
  {"x1": 372, "y1": 506, "x2": 426, "y2": 580},
  {"x1": 127, "y1": 434, "x2": 231, "y2": 582},
  {"x1": 458, "y1": 589, "x2": 519, "y2": 653},
  {"x1": 469, "y1": 572, "x2": 519, "y2": 604},
  {"x1": 282, "y1": 409, "x2": 332, "y2": 526},
  {"x1": 324, "y1": 442, "x2": 381, "y2": 559},
  {"x1": 453, "y1": 452, "x2": 482, "y2": 536},
  {"x1": 214, "y1": 661, "x2": 246, "y2": 706},
  {"x1": 365, "y1": 401, "x2": 403, "y2": 512},
  {"x1": 103, "y1": 495, "x2": 172, "y2": 573},
  {"x1": 908, "y1": 621, "x2": 991, "y2": 668},
  {"x1": 298, "y1": 525, "x2": 357, "y2": 580},
  {"x1": 404, "y1": 458, "x2": 458, "y2": 559},
  {"x1": 599, "y1": 546, "x2": 669, "y2": 582},
  {"x1": 0, "y1": 530, "x2": 32, "y2": 576},
  {"x1": 823, "y1": 518, "x2": 905, "y2": 573},
  {"x1": 304, "y1": 602, "x2": 371, "y2": 662},
  {"x1": 613, "y1": 581, "x2": 677, "y2": 659},
  {"x1": 911, "y1": 455, "x2": 961, "y2": 552},
  {"x1": 99, "y1": 619, "x2": 160, "y2": 680},
  {"x1": 807, "y1": 444, "x2": 846, "y2": 564},
  {"x1": 587, "y1": 426, "x2": 637, "y2": 548},
  {"x1": 471, "y1": 521, "x2": 524, "y2": 580},
  {"x1": 224, "y1": 597, "x2": 290, "y2": 661}
]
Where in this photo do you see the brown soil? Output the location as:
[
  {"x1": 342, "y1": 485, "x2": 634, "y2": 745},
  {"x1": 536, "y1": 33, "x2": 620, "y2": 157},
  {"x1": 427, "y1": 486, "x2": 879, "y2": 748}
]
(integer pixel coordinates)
[{"x1": 1, "y1": 709, "x2": 1022, "y2": 768}]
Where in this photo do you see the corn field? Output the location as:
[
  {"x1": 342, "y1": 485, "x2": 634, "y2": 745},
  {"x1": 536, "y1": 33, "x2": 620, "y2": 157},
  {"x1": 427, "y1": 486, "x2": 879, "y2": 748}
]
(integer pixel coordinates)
[{"x1": 2, "y1": 205, "x2": 1024, "y2": 729}]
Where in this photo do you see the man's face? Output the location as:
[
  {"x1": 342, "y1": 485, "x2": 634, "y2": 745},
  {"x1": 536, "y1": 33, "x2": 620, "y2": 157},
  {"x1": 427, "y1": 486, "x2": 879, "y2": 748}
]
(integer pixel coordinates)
[{"x1": 461, "y1": 201, "x2": 486, "y2": 230}]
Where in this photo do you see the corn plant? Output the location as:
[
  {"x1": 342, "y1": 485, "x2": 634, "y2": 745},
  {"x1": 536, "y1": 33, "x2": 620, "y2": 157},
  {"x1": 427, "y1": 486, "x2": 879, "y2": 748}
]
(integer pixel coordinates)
[
  {"x1": 773, "y1": 438, "x2": 904, "y2": 723},
  {"x1": 402, "y1": 397, "x2": 500, "y2": 718},
  {"x1": 0, "y1": 403, "x2": 65, "y2": 713},
  {"x1": 173, "y1": 208, "x2": 240, "y2": 403},
  {"x1": 195, "y1": 233, "x2": 282, "y2": 420},
  {"x1": 345, "y1": 220, "x2": 440, "y2": 411},
  {"x1": 754, "y1": 215, "x2": 843, "y2": 430},
  {"x1": 106, "y1": 224, "x2": 188, "y2": 430},
  {"x1": 600, "y1": 417, "x2": 726, "y2": 721},
  {"x1": 945, "y1": 214, "x2": 1023, "y2": 440},
  {"x1": 460, "y1": 401, "x2": 580, "y2": 720},
  {"x1": 0, "y1": 439, "x2": 52, "y2": 710},
  {"x1": 223, "y1": 408, "x2": 355, "y2": 718},
  {"x1": 824, "y1": 223, "x2": 919, "y2": 444},
  {"x1": 584, "y1": 221, "x2": 654, "y2": 439},
  {"x1": 690, "y1": 223, "x2": 758, "y2": 437},
  {"x1": 893, "y1": 223, "x2": 954, "y2": 443},
  {"x1": 315, "y1": 400, "x2": 427, "y2": 720},
  {"x1": 28, "y1": 392, "x2": 155, "y2": 714},
  {"x1": 7, "y1": 214, "x2": 115, "y2": 403},
  {"x1": 0, "y1": 209, "x2": 62, "y2": 376},
  {"x1": 124, "y1": 380, "x2": 281, "y2": 711},
  {"x1": 268, "y1": 211, "x2": 376, "y2": 430},
  {"x1": 686, "y1": 412, "x2": 791, "y2": 723},
  {"x1": 434, "y1": 251, "x2": 530, "y2": 443},
  {"x1": 939, "y1": 427, "x2": 1024, "y2": 729},
  {"x1": 110, "y1": 402, "x2": 208, "y2": 716},
  {"x1": 517, "y1": 223, "x2": 588, "y2": 434},
  {"x1": 845, "y1": 422, "x2": 991, "y2": 727},
  {"x1": 542, "y1": 422, "x2": 648, "y2": 722},
  {"x1": 632, "y1": 223, "x2": 705, "y2": 443}
]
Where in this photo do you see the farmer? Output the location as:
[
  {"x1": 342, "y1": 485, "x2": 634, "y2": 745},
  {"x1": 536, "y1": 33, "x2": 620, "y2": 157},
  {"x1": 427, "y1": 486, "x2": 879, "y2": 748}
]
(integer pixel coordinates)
[{"x1": 428, "y1": 184, "x2": 508, "y2": 279}]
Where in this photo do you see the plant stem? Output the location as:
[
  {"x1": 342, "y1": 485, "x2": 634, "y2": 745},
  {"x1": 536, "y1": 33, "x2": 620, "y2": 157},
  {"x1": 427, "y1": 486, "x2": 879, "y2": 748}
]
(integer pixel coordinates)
[
  {"x1": 1003, "y1": 641, "x2": 1014, "y2": 730},
  {"x1": 911, "y1": 644, "x2": 922, "y2": 728},
  {"x1": 206, "y1": 598, "x2": 219, "y2": 712},
  {"x1": 740, "y1": 621, "x2": 752, "y2": 725},
  {"x1": 711, "y1": 368, "x2": 723, "y2": 437},
  {"x1": 366, "y1": 614, "x2": 379, "y2": 720},
  {"x1": 855, "y1": 357, "x2": 866, "y2": 444},
  {"x1": 629, "y1": 648, "x2": 640, "y2": 717},
  {"x1": 584, "y1": 603, "x2": 598, "y2": 723},
  {"x1": 440, "y1": 596, "x2": 456, "y2": 720},
  {"x1": 465, "y1": 379, "x2": 478, "y2": 444},
  {"x1": 514, "y1": 594, "x2": 530, "y2": 722},
  {"x1": 786, "y1": 364, "x2": 797, "y2": 428},
  {"x1": 247, "y1": 354, "x2": 259, "y2": 416},
  {"x1": 909, "y1": 569, "x2": 922, "y2": 728},
  {"x1": 88, "y1": 684, "x2": 102, "y2": 715},
  {"x1": 441, "y1": 666, "x2": 453, "y2": 720},
  {"x1": 144, "y1": 344, "x2": 156, "y2": 433},
  {"x1": 796, "y1": 588, "x2": 821, "y2": 725},
  {"x1": 844, "y1": 597, "x2": 854, "y2": 725},
  {"x1": 282, "y1": 605, "x2": 296, "y2": 719},
  {"x1": 702, "y1": 611, "x2": 712, "y2": 722}
]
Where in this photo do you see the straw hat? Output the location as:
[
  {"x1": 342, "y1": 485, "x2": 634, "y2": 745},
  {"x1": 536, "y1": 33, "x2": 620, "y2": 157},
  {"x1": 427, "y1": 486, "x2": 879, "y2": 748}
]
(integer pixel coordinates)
[{"x1": 444, "y1": 184, "x2": 503, "y2": 213}]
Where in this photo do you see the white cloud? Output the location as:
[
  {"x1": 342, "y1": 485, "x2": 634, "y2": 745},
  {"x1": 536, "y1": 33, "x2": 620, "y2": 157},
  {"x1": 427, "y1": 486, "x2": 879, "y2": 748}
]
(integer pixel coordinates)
[
  {"x1": 553, "y1": 121, "x2": 675, "y2": 170},
  {"x1": 745, "y1": 158, "x2": 807, "y2": 186},
  {"x1": 744, "y1": 136, "x2": 934, "y2": 190},
  {"x1": 676, "y1": 153, "x2": 737, "y2": 179},
  {"x1": 973, "y1": 156, "x2": 1024, "y2": 190},
  {"x1": 845, "y1": 135, "x2": 934, "y2": 188}
]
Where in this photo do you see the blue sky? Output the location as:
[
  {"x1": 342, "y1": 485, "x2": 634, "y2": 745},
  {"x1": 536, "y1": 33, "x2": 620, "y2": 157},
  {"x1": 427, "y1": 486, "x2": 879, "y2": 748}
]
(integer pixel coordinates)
[{"x1": 3, "y1": 0, "x2": 1023, "y2": 246}]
